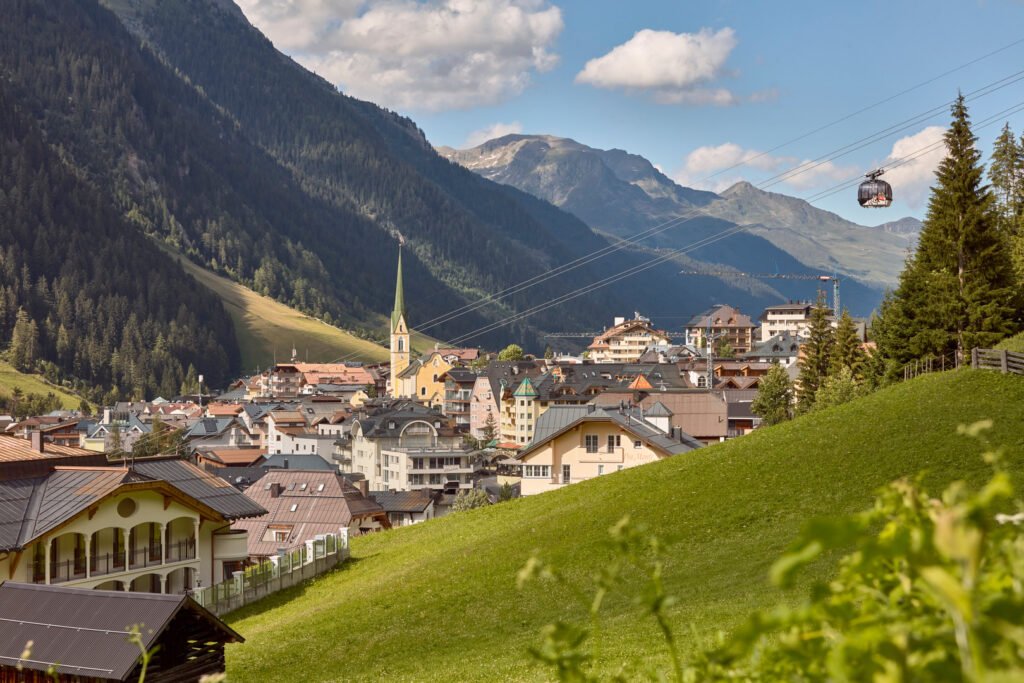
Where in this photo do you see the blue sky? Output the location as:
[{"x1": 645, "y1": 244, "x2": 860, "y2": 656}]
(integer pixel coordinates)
[{"x1": 237, "y1": 0, "x2": 1024, "y2": 223}]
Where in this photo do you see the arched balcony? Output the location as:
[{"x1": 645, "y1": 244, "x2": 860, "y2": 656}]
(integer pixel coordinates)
[
  {"x1": 129, "y1": 572, "x2": 162, "y2": 593},
  {"x1": 165, "y1": 516, "x2": 198, "y2": 563},
  {"x1": 35, "y1": 532, "x2": 87, "y2": 584},
  {"x1": 128, "y1": 522, "x2": 163, "y2": 570},
  {"x1": 165, "y1": 566, "x2": 197, "y2": 594},
  {"x1": 89, "y1": 527, "x2": 127, "y2": 578}
]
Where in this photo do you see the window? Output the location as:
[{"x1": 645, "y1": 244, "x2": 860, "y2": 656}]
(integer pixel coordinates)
[
  {"x1": 421, "y1": 387, "x2": 426, "y2": 396},
  {"x1": 634, "y1": 440, "x2": 642, "y2": 449},
  {"x1": 398, "y1": 338, "x2": 404, "y2": 352},
  {"x1": 300, "y1": 483, "x2": 307, "y2": 491},
  {"x1": 289, "y1": 504, "x2": 298, "y2": 512},
  {"x1": 607, "y1": 435, "x2": 621, "y2": 453},
  {"x1": 562, "y1": 464, "x2": 571, "y2": 483},
  {"x1": 598, "y1": 464, "x2": 604, "y2": 476},
  {"x1": 317, "y1": 483, "x2": 325, "y2": 492},
  {"x1": 585, "y1": 435, "x2": 598, "y2": 453},
  {"x1": 274, "y1": 530, "x2": 289, "y2": 542},
  {"x1": 524, "y1": 465, "x2": 551, "y2": 478},
  {"x1": 697, "y1": 376, "x2": 707, "y2": 388}
]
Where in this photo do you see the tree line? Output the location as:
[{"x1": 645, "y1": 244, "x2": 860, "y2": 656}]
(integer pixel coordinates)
[{"x1": 754, "y1": 96, "x2": 1023, "y2": 425}]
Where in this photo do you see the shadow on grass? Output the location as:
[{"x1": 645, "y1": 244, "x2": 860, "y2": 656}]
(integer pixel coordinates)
[{"x1": 224, "y1": 555, "x2": 374, "y2": 623}]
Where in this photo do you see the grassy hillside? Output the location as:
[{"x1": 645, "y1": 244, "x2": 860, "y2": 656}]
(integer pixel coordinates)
[
  {"x1": 996, "y1": 330, "x2": 1024, "y2": 353},
  {"x1": 0, "y1": 361, "x2": 82, "y2": 410},
  {"x1": 166, "y1": 250, "x2": 436, "y2": 373},
  {"x1": 225, "y1": 369, "x2": 1024, "y2": 681}
]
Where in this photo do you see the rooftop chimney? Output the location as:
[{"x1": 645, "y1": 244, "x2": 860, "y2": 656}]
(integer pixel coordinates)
[
  {"x1": 30, "y1": 430, "x2": 44, "y2": 453},
  {"x1": 270, "y1": 483, "x2": 284, "y2": 498},
  {"x1": 357, "y1": 479, "x2": 369, "y2": 497}
]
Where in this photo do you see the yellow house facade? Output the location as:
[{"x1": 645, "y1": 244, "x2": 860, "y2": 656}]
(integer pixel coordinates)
[
  {"x1": 0, "y1": 460, "x2": 265, "y2": 593},
  {"x1": 516, "y1": 405, "x2": 702, "y2": 496}
]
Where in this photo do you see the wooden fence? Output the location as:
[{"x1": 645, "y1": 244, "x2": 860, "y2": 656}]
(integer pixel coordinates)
[
  {"x1": 972, "y1": 348, "x2": 1024, "y2": 376},
  {"x1": 191, "y1": 530, "x2": 349, "y2": 617}
]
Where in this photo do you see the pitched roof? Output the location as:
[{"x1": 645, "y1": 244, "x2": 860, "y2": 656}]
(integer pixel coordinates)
[
  {"x1": 262, "y1": 454, "x2": 337, "y2": 471},
  {"x1": 686, "y1": 304, "x2": 756, "y2": 329},
  {"x1": 200, "y1": 447, "x2": 266, "y2": 466},
  {"x1": 369, "y1": 489, "x2": 433, "y2": 513},
  {"x1": 513, "y1": 376, "x2": 539, "y2": 398},
  {"x1": 130, "y1": 459, "x2": 267, "y2": 521},
  {"x1": 645, "y1": 401, "x2": 673, "y2": 417},
  {"x1": 0, "y1": 582, "x2": 241, "y2": 681},
  {"x1": 185, "y1": 417, "x2": 238, "y2": 438},
  {"x1": 588, "y1": 318, "x2": 671, "y2": 349},
  {"x1": 236, "y1": 470, "x2": 387, "y2": 556},
  {"x1": 519, "y1": 406, "x2": 702, "y2": 460},
  {"x1": 0, "y1": 434, "x2": 97, "y2": 463},
  {"x1": 627, "y1": 374, "x2": 654, "y2": 391}
]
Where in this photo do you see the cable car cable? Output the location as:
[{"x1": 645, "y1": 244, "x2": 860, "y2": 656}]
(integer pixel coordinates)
[{"x1": 705, "y1": 36, "x2": 1024, "y2": 182}]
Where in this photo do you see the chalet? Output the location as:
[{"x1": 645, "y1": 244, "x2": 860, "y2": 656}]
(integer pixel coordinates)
[
  {"x1": 516, "y1": 405, "x2": 702, "y2": 496},
  {"x1": 587, "y1": 314, "x2": 672, "y2": 363},
  {"x1": 591, "y1": 390, "x2": 729, "y2": 443},
  {"x1": 0, "y1": 456, "x2": 265, "y2": 592},
  {"x1": 0, "y1": 582, "x2": 243, "y2": 682},
  {"x1": 82, "y1": 411, "x2": 151, "y2": 453},
  {"x1": 441, "y1": 367, "x2": 477, "y2": 431},
  {"x1": 685, "y1": 304, "x2": 758, "y2": 353},
  {"x1": 369, "y1": 489, "x2": 436, "y2": 527},
  {"x1": 740, "y1": 330, "x2": 803, "y2": 366}
]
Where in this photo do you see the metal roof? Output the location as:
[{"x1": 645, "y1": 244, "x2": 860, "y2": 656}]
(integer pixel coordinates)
[
  {"x1": 262, "y1": 454, "x2": 336, "y2": 471},
  {"x1": 132, "y1": 459, "x2": 267, "y2": 521},
  {"x1": 0, "y1": 582, "x2": 241, "y2": 680},
  {"x1": 236, "y1": 470, "x2": 386, "y2": 556},
  {"x1": 369, "y1": 490, "x2": 433, "y2": 513},
  {"x1": 519, "y1": 406, "x2": 703, "y2": 460},
  {"x1": 0, "y1": 434, "x2": 97, "y2": 463}
]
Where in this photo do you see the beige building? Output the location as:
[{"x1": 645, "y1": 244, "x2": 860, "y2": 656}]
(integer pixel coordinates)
[
  {"x1": 759, "y1": 302, "x2": 837, "y2": 341},
  {"x1": 685, "y1": 304, "x2": 758, "y2": 353},
  {"x1": 336, "y1": 402, "x2": 473, "y2": 492},
  {"x1": 516, "y1": 405, "x2": 701, "y2": 496},
  {"x1": 587, "y1": 314, "x2": 672, "y2": 363},
  {"x1": 0, "y1": 458, "x2": 265, "y2": 592}
]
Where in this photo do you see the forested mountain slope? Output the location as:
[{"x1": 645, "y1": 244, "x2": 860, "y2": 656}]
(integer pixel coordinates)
[{"x1": 0, "y1": 82, "x2": 237, "y2": 399}]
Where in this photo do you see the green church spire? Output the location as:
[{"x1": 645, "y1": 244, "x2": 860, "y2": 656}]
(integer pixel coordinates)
[{"x1": 391, "y1": 245, "x2": 405, "y2": 332}]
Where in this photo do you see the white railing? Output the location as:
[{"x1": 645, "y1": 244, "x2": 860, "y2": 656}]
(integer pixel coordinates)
[{"x1": 190, "y1": 530, "x2": 349, "y2": 616}]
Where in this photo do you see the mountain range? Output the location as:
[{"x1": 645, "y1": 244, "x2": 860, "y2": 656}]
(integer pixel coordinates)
[
  {"x1": 0, "y1": 0, "x2": 923, "y2": 398},
  {"x1": 442, "y1": 134, "x2": 921, "y2": 298}
]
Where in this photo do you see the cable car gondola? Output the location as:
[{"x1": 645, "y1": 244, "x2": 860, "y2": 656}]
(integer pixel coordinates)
[{"x1": 858, "y1": 169, "x2": 892, "y2": 208}]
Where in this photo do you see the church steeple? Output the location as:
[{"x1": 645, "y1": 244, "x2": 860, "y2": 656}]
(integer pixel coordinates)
[
  {"x1": 389, "y1": 244, "x2": 411, "y2": 396},
  {"x1": 392, "y1": 245, "x2": 405, "y2": 333}
]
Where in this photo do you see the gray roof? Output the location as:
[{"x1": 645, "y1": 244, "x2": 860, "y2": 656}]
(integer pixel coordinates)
[
  {"x1": 369, "y1": 489, "x2": 433, "y2": 513},
  {"x1": 186, "y1": 417, "x2": 237, "y2": 438},
  {"x1": 130, "y1": 459, "x2": 267, "y2": 521},
  {"x1": 263, "y1": 453, "x2": 337, "y2": 471},
  {"x1": 520, "y1": 405, "x2": 702, "y2": 460},
  {"x1": 644, "y1": 401, "x2": 673, "y2": 417},
  {"x1": 740, "y1": 331, "x2": 802, "y2": 360},
  {"x1": 0, "y1": 582, "x2": 241, "y2": 680}
]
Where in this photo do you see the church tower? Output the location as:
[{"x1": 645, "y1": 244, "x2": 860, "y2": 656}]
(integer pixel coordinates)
[{"x1": 389, "y1": 245, "x2": 411, "y2": 395}]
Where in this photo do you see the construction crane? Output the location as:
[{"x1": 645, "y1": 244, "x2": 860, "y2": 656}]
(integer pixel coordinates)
[{"x1": 680, "y1": 270, "x2": 842, "y2": 318}]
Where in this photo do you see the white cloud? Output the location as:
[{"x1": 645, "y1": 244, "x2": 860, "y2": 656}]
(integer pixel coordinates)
[
  {"x1": 672, "y1": 142, "x2": 857, "y2": 193},
  {"x1": 881, "y1": 126, "x2": 946, "y2": 209},
  {"x1": 463, "y1": 121, "x2": 524, "y2": 148},
  {"x1": 236, "y1": 0, "x2": 563, "y2": 112},
  {"x1": 575, "y1": 28, "x2": 738, "y2": 105}
]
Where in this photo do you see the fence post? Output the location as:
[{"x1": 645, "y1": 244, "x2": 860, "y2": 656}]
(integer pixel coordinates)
[
  {"x1": 1001, "y1": 349, "x2": 1009, "y2": 374},
  {"x1": 971, "y1": 347, "x2": 979, "y2": 369}
]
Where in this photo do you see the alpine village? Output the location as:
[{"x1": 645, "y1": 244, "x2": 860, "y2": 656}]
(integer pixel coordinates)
[{"x1": 1, "y1": 1, "x2": 1023, "y2": 682}]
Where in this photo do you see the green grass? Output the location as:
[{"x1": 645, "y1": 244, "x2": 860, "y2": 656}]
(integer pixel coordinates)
[
  {"x1": 996, "y1": 330, "x2": 1024, "y2": 353},
  {"x1": 0, "y1": 360, "x2": 82, "y2": 409},
  {"x1": 164, "y1": 249, "x2": 436, "y2": 372},
  {"x1": 226, "y1": 370, "x2": 1024, "y2": 681}
]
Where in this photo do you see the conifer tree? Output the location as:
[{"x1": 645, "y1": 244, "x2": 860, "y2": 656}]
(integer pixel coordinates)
[
  {"x1": 796, "y1": 293, "x2": 835, "y2": 412},
  {"x1": 830, "y1": 309, "x2": 865, "y2": 377},
  {"x1": 10, "y1": 308, "x2": 38, "y2": 371},
  {"x1": 989, "y1": 123, "x2": 1023, "y2": 232},
  {"x1": 880, "y1": 96, "x2": 1018, "y2": 363},
  {"x1": 751, "y1": 363, "x2": 793, "y2": 426}
]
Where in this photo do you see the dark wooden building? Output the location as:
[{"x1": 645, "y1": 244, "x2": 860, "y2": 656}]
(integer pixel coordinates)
[{"x1": 0, "y1": 582, "x2": 243, "y2": 682}]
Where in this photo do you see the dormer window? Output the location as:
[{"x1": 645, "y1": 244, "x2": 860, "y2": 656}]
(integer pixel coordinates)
[{"x1": 388, "y1": 421, "x2": 396, "y2": 429}]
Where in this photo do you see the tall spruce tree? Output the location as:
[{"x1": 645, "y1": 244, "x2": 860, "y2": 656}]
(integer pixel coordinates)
[
  {"x1": 880, "y1": 95, "x2": 1018, "y2": 363},
  {"x1": 796, "y1": 293, "x2": 835, "y2": 411},
  {"x1": 751, "y1": 363, "x2": 793, "y2": 426},
  {"x1": 830, "y1": 309, "x2": 865, "y2": 377},
  {"x1": 989, "y1": 123, "x2": 1024, "y2": 232}
]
